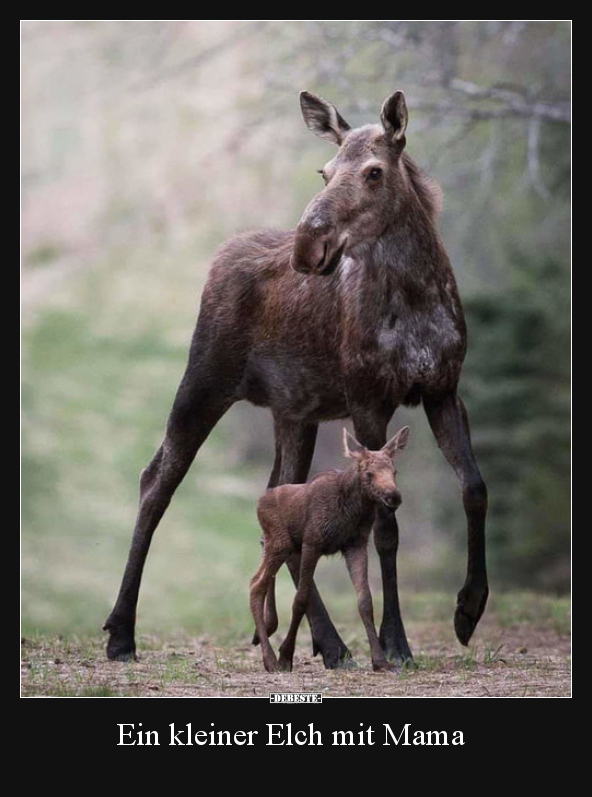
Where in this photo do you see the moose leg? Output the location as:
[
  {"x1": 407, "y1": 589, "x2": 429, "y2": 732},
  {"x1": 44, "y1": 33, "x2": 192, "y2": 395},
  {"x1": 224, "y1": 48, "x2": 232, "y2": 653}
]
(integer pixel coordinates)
[
  {"x1": 278, "y1": 544, "x2": 321, "y2": 671},
  {"x1": 103, "y1": 366, "x2": 236, "y2": 661},
  {"x1": 375, "y1": 506, "x2": 413, "y2": 664},
  {"x1": 423, "y1": 390, "x2": 488, "y2": 646},
  {"x1": 352, "y1": 410, "x2": 414, "y2": 664},
  {"x1": 271, "y1": 418, "x2": 352, "y2": 669},
  {"x1": 344, "y1": 544, "x2": 397, "y2": 672}
]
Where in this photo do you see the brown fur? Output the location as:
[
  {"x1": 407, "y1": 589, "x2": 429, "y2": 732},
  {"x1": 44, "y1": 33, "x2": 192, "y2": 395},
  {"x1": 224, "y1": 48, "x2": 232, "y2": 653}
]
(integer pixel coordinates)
[
  {"x1": 104, "y1": 90, "x2": 488, "y2": 667},
  {"x1": 250, "y1": 428, "x2": 409, "y2": 672}
]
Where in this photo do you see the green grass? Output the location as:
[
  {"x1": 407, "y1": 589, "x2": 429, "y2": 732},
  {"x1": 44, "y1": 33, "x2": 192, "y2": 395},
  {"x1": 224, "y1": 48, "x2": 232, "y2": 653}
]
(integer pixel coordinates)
[
  {"x1": 491, "y1": 591, "x2": 571, "y2": 634},
  {"x1": 21, "y1": 246, "x2": 268, "y2": 640}
]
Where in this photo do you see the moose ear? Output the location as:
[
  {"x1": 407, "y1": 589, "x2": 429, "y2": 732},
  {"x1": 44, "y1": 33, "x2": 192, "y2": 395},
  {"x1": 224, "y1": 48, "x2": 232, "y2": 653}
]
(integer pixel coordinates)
[
  {"x1": 300, "y1": 90, "x2": 351, "y2": 145},
  {"x1": 380, "y1": 90, "x2": 408, "y2": 145},
  {"x1": 382, "y1": 426, "x2": 410, "y2": 459},
  {"x1": 343, "y1": 428, "x2": 367, "y2": 460}
]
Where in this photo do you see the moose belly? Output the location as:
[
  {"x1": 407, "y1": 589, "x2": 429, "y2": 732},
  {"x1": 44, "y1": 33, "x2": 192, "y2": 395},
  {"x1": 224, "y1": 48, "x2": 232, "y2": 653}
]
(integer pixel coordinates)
[{"x1": 238, "y1": 349, "x2": 349, "y2": 422}]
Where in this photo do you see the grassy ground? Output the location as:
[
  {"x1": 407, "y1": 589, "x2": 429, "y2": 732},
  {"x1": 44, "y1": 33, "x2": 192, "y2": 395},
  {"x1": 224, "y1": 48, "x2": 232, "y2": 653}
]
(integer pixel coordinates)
[{"x1": 21, "y1": 591, "x2": 570, "y2": 697}]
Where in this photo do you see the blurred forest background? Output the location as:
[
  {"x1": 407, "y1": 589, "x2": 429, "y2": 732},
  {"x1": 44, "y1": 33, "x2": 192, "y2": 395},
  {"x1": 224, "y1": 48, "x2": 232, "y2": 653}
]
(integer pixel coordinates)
[{"x1": 21, "y1": 21, "x2": 571, "y2": 642}]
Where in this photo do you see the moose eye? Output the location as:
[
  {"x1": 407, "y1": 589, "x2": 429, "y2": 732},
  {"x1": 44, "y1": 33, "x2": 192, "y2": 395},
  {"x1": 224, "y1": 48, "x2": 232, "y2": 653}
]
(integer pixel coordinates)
[{"x1": 366, "y1": 167, "x2": 383, "y2": 182}]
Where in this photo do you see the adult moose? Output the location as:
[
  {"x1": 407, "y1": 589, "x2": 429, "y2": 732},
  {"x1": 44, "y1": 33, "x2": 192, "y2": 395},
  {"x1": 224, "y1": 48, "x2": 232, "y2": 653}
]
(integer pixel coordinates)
[{"x1": 104, "y1": 89, "x2": 488, "y2": 666}]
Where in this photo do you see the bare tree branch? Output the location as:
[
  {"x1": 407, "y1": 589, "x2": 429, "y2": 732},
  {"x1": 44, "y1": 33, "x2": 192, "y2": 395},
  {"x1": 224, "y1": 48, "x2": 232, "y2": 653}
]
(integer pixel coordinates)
[{"x1": 445, "y1": 78, "x2": 570, "y2": 123}]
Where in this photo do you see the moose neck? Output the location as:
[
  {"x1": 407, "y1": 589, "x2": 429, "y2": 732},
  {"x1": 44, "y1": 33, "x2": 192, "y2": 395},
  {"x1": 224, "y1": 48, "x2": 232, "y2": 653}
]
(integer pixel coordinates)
[
  {"x1": 345, "y1": 196, "x2": 448, "y2": 315},
  {"x1": 336, "y1": 171, "x2": 466, "y2": 393}
]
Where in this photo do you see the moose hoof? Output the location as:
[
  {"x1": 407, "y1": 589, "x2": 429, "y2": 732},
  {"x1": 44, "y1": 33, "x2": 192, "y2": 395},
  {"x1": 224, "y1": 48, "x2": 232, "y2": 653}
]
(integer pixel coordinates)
[
  {"x1": 313, "y1": 639, "x2": 355, "y2": 670},
  {"x1": 334, "y1": 654, "x2": 358, "y2": 670},
  {"x1": 104, "y1": 620, "x2": 137, "y2": 662},
  {"x1": 454, "y1": 584, "x2": 489, "y2": 646},
  {"x1": 380, "y1": 641, "x2": 414, "y2": 667},
  {"x1": 372, "y1": 661, "x2": 400, "y2": 673},
  {"x1": 106, "y1": 636, "x2": 137, "y2": 662},
  {"x1": 453, "y1": 607, "x2": 479, "y2": 647},
  {"x1": 383, "y1": 651, "x2": 415, "y2": 668}
]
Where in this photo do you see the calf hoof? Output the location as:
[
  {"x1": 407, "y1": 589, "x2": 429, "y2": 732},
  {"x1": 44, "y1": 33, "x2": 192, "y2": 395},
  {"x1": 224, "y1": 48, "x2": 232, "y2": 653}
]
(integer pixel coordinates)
[{"x1": 103, "y1": 618, "x2": 137, "y2": 662}]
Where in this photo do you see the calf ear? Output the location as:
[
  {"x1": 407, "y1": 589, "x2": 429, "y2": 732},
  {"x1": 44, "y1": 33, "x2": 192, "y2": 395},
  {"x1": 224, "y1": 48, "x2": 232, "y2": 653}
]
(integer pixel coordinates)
[
  {"x1": 300, "y1": 91, "x2": 351, "y2": 145},
  {"x1": 343, "y1": 428, "x2": 367, "y2": 460},
  {"x1": 382, "y1": 426, "x2": 410, "y2": 458},
  {"x1": 381, "y1": 90, "x2": 408, "y2": 146}
]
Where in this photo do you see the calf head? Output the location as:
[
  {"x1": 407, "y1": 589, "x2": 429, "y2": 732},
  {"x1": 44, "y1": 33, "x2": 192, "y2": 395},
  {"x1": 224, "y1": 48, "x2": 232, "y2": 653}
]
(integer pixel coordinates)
[{"x1": 343, "y1": 426, "x2": 410, "y2": 510}]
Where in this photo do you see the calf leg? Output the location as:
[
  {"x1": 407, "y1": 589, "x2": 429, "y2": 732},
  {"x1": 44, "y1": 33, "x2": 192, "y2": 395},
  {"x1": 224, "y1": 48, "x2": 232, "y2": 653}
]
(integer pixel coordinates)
[
  {"x1": 344, "y1": 544, "x2": 397, "y2": 672},
  {"x1": 271, "y1": 418, "x2": 352, "y2": 669},
  {"x1": 250, "y1": 553, "x2": 285, "y2": 672},
  {"x1": 252, "y1": 570, "x2": 278, "y2": 644},
  {"x1": 423, "y1": 391, "x2": 488, "y2": 646},
  {"x1": 278, "y1": 544, "x2": 321, "y2": 671},
  {"x1": 263, "y1": 576, "x2": 279, "y2": 638},
  {"x1": 104, "y1": 355, "x2": 237, "y2": 660}
]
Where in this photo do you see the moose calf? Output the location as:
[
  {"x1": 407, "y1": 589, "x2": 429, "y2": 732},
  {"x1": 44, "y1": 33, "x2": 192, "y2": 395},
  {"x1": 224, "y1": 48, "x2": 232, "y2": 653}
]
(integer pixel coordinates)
[{"x1": 250, "y1": 426, "x2": 410, "y2": 672}]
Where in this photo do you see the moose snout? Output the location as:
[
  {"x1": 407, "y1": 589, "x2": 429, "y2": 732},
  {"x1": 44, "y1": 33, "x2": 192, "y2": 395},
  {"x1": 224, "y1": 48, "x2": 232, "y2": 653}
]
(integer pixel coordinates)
[
  {"x1": 290, "y1": 200, "x2": 347, "y2": 276},
  {"x1": 381, "y1": 490, "x2": 402, "y2": 511},
  {"x1": 290, "y1": 226, "x2": 331, "y2": 275},
  {"x1": 290, "y1": 228, "x2": 347, "y2": 276}
]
